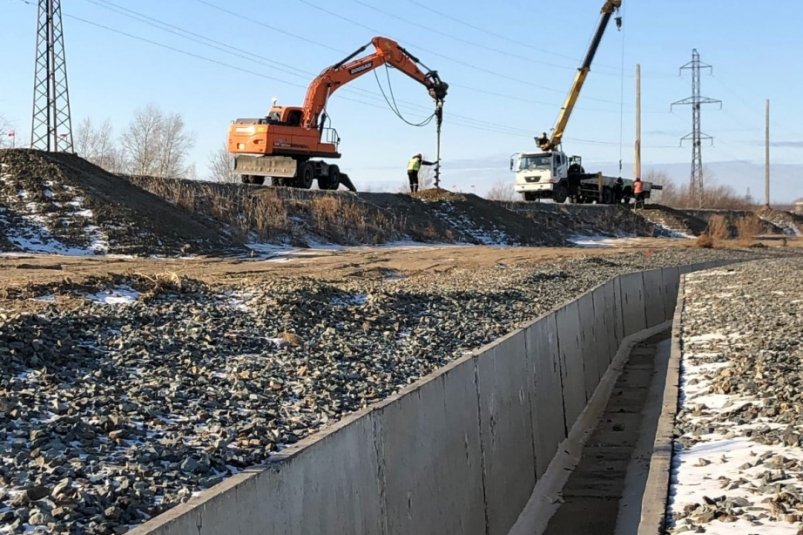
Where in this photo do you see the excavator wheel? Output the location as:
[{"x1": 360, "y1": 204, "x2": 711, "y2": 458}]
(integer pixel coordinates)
[
  {"x1": 319, "y1": 165, "x2": 340, "y2": 190},
  {"x1": 295, "y1": 162, "x2": 315, "y2": 189}
]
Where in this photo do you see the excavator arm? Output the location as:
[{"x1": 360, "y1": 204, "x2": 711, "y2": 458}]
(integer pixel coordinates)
[
  {"x1": 538, "y1": 0, "x2": 622, "y2": 151},
  {"x1": 301, "y1": 36, "x2": 448, "y2": 130}
]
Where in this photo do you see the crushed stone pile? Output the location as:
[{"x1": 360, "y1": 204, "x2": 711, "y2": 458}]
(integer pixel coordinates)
[
  {"x1": 1, "y1": 248, "x2": 795, "y2": 533},
  {"x1": 0, "y1": 150, "x2": 243, "y2": 256},
  {"x1": 670, "y1": 258, "x2": 803, "y2": 533}
]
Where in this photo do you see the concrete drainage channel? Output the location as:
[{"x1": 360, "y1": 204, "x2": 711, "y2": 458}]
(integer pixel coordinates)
[
  {"x1": 130, "y1": 260, "x2": 738, "y2": 535},
  {"x1": 537, "y1": 333, "x2": 672, "y2": 535}
]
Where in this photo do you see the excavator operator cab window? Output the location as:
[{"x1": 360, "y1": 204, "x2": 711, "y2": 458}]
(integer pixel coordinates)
[{"x1": 286, "y1": 110, "x2": 302, "y2": 127}]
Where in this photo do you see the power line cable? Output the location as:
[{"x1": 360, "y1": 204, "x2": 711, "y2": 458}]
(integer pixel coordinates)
[
  {"x1": 185, "y1": 0, "x2": 659, "y2": 114},
  {"x1": 351, "y1": 0, "x2": 581, "y2": 73},
  {"x1": 294, "y1": 0, "x2": 630, "y2": 107},
  {"x1": 81, "y1": 0, "x2": 534, "y2": 133},
  {"x1": 12, "y1": 0, "x2": 683, "y2": 150}
]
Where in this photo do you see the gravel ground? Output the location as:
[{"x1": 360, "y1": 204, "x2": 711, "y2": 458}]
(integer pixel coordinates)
[
  {"x1": 0, "y1": 248, "x2": 801, "y2": 534},
  {"x1": 670, "y1": 258, "x2": 803, "y2": 534}
]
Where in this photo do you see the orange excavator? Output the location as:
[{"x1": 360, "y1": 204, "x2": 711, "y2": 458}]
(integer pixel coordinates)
[{"x1": 227, "y1": 36, "x2": 448, "y2": 191}]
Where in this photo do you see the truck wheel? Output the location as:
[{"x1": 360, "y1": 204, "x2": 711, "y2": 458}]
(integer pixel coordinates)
[
  {"x1": 523, "y1": 192, "x2": 536, "y2": 202},
  {"x1": 271, "y1": 177, "x2": 288, "y2": 187},
  {"x1": 252, "y1": 176, "x2": 265, "y2": 186},
  {"x1": 296, "y1": 162, "x2": 314, "y2": 189},
  {"x1": 319, "y1": 164, "x2": 340, "y2": 190},
  {"x1": 602, "y1": 187, "x2": 614, "y2": 204},
  {"x1": 241, "y1": 174, "x2": 253, "y2": 184},
  {"x1": 553, "y1": 185, "x2": 569, "y2": 204}
]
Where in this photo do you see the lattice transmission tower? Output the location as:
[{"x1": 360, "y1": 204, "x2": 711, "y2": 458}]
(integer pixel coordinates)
[
  {"x1": 31, "y1": 0, "x2": 74, "y2": 152},
  {"x1": 671, "y1": 49, "x2": 720, "y2": 205}
]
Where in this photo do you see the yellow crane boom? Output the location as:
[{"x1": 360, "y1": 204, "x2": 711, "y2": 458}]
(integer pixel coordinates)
[{"x1": 537, "y1": 0, "x2": 623, "y2": 152}]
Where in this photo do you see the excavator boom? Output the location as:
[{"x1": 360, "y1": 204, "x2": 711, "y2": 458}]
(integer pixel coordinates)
[
  {"x1": 302, "y1": 36, "x2": 447, "y2": 130},
  {"x1": 538, "y1": 0, "x2": 622, "y2": 151}
]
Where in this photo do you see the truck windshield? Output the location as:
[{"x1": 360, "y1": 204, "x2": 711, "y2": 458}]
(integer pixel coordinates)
[{"x1": 517, "y1": 154, "x2": 553, "y2": 171}]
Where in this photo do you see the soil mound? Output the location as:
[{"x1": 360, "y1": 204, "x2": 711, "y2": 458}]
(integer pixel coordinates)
[
  {"x1": 756, "y1": 206, "x2": 803, "y2": 236},
  {"x1": 0, "y1": 149, "x2": 242, "y2": 256},
  {"x1": 635, "y1": 204, "x2": 708, "y2": 237},
  {"x1": 506, "y1": 201, "x2": 659, "y2": 239},
  {"x1": 127, "y1": 179, "x2": 569, "y2": 247}
]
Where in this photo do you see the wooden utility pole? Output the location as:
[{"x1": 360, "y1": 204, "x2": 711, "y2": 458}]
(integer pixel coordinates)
[
  {"x1": 634, "y1": 64, "x2": 642, "y2": 180},
  {"x1": 765, "y1": 99, "x2": 770, "y2": 208}
]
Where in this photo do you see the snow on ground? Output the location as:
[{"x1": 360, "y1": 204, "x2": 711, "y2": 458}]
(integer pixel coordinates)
[
  {"x1": 431, "y1": 202, "x2": 513, "y2": 245},
  {"x1": 1, "y1": 178, "x2": 109, "y2": 255},
  {"x1": 83, "y1": 286, "x2": 140, "y2": 305},
  {"x1": 669, "y1": 266, "x2": 803, "y2": 534},
  {"x1": 569, "y1": 235, "x2": 657, "y2": 247}
]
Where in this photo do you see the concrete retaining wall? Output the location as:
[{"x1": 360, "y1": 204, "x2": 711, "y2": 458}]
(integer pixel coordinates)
[{"x1": 131, "y1": 262, "x2": 734, "y2": 535}]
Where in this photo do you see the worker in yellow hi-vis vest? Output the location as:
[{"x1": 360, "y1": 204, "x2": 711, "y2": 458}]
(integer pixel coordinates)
[{"x1": 406, "y1": 153, "x2": 436, "y2": 193}]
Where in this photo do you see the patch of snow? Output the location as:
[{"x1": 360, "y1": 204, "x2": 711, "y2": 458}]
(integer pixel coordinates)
[
  {"x1": 221, "y1": 290, "x2": 256, "y2": 312},
  {"x1": 671, "y1": 322, "x2": 803, "y2": 534},
  {"x1": 332, "y1": 293, "x2": 368, "y2": 306},
  {"x1": 245, "y1": 242, "x2": 343, "y2": 260},
  {"x1": 33, "y1": 294, "x2": 56, "y2": 303},
  {"x1": 83, "y1": 286, "x2": 140, "y2": 305},
  {"x1": 569, "y1": 235, "x2": 654, "y2": 247},
  {"x1": 432, "y1": 202, "x2": 512, "y2": 245}
]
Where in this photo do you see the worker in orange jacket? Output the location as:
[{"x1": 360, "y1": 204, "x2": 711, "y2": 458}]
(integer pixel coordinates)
[{"x1": 633, "y1": 177, "x2": 645, "y2": 208}]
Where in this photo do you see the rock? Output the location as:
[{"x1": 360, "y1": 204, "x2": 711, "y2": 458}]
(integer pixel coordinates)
[
  {"x1": 51, "y1": 477, "x2": 73, "y2": 498},
  {"x1": 28, "y1": 508, "x2": 52, "y2": 525},
  {"x1": 180, "y1": 457, "x2": 199, "y2": 474},
  {"x1": 25, "y1": 485, "x2": 50, "y2": 501}
]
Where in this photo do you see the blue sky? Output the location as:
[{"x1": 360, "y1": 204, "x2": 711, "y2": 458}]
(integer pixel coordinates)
[{"x1": 1, "y1": 0, "x2": 801, "y2": 201}]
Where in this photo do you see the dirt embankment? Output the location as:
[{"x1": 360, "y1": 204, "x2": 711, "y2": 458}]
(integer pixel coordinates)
[
  {"x1": 9, "y1": 149, "x2": 796, "y2": 256},
  {"x1": 504, "y1": 201, "x2": 659, "y2": 238},
  {"x1": 126, "y1": 177, "x2": 572, "y2": 247},
  {"x1": 0, "y1": 150, "x2": 243, "y2": 256}
]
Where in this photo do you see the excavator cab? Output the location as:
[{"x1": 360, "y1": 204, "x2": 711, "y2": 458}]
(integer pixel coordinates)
[{"x1": 264, "y1": 106, "x2": 303, "y2": 127}]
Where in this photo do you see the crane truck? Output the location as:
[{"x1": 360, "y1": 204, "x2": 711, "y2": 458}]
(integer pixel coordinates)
[
  {"x1": 227, "y1": 36, "x2": 448, "y2": 191},
  {"x1": 511, "y1": 0, "x2": 658, "y2": 204}
]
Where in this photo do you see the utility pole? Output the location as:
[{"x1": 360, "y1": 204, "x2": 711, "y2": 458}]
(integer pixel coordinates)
[
  {"x1": 765, "y1": 99, "x2": 770, "y2": 208},
  {"x1": 634, "y1": 64, "x2": 641, "y2": 180},
  {"x1": 671, "y1": 49, "x2": 721, "y2": 207},
  {"x1": 31, "y1": 0, "x2": 74, "y2": 152}
]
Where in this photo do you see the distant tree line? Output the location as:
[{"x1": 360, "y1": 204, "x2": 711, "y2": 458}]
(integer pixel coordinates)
[
  {"x1": 645, "y1": 169, "x2": 756, "y2": 210},
  {"x1": 76, "y1": 103, "x2": 196, "y2": 179}
]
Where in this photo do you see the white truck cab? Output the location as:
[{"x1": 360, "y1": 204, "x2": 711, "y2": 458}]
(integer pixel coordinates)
[{"x1": 511, "y1": 151, "x2": 582, "y2": 202}]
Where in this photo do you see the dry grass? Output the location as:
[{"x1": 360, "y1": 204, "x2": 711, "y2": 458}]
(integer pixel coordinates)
[
  {"x1": 735, "y1": 214, "x2": 762, "y2": 244},
  {"x1": 126, "y1": 176, "x2": 409, "y2": 245},
  {"x1": 696, "y1": 213, "x2": 770, "y2": 248},
  {"x1": 705, "y1": 214, "x2": 732, "y2": 240},
  {"x1": 696, "y1": 233, "x2": 714, "y2": 248}
]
